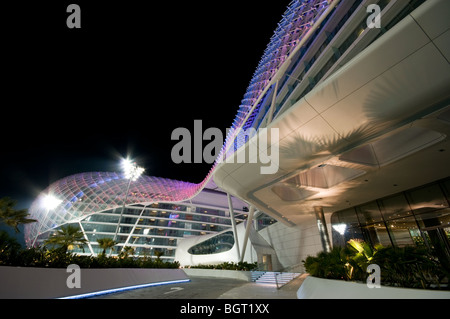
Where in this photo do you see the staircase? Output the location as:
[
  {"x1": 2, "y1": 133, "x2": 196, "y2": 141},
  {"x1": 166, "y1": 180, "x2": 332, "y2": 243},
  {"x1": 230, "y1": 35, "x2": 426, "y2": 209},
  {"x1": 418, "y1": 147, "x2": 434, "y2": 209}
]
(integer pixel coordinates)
[
  {"x1": 251, "y1": 271, "x2": 301, "y2": 288},
  {"x1": 250, "y1": 271, "x2": 266, "y2": 282}
]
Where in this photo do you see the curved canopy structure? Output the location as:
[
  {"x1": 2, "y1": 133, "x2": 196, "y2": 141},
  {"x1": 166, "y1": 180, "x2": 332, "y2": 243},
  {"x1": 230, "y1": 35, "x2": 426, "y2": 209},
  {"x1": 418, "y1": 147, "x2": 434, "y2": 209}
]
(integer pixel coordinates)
[
  {"x1": 26, "y1": 0, "x2": 336, "y2": 246},
  {"x1": 24, "y1": 0, "x2": 450, "y2": 273},
  {"x1": 25, "y1": 172, "x2": 198, "y2": 246}
]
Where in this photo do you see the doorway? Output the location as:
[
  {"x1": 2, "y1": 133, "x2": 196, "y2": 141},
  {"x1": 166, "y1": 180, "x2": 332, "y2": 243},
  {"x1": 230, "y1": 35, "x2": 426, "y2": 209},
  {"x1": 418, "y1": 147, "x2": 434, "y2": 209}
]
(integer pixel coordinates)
[
  {"x1": 421, "y1": 225, "x2": 450, "y2": 269},
  {"x1": 262, "y1": 254, "x2": 273, "y2": 271}
]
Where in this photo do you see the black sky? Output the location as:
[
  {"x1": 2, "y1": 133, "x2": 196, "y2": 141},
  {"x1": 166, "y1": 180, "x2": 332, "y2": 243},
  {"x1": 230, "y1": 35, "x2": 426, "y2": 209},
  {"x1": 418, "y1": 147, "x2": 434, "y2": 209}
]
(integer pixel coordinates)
[{"x1": 1, "y1": 1, "x2": 291, "y2": 210}]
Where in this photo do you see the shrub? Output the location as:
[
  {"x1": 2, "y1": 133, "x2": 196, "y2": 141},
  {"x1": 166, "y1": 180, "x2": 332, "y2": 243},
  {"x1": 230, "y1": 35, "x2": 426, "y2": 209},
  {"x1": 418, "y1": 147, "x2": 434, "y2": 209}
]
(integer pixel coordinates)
[
  {"x1": 303, "y1": 240, "x2": 449, "y2": 290},
  {"x1": 0, "y1": 242, "x2": 180, "y2": 269},
  {"x1": 188, "y1": 261, "x2": 257, "y2": 271}
]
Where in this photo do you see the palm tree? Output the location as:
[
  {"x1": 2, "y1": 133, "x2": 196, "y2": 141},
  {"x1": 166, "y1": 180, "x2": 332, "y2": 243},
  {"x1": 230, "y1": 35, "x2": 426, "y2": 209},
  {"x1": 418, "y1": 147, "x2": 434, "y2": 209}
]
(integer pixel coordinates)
[
  {"x1": 154, "y1": 249, "x2": 164, "y2": 261},
  {"x1": 97, "y1": 237, "x2": 116, "y2": 256},
  {"x1": 0, "y1": 230, "x2": 22, "y2": 264},
  {"x1": 44, "y1": 225, "x2": 87, "y2": 253},
  {"x1": 119, "y1": 246, "x2": 135, "y2": 259},
  {"x1": 0, "y1": 197, "x2": 36, "y2": 233}
]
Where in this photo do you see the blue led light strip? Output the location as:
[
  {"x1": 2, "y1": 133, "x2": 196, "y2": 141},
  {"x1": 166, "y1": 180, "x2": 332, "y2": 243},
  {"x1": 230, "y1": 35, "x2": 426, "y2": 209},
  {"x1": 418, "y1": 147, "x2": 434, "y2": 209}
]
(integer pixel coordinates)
[{"x1": 58, "y1": 278, "x2": 191, "y2": 299}]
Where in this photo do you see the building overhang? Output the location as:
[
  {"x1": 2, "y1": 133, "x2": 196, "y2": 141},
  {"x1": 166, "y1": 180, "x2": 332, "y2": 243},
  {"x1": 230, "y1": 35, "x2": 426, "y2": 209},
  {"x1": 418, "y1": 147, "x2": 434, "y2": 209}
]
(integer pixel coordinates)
[{"x1": 213, "y1": 0, "x2": 450, "y2": 225}]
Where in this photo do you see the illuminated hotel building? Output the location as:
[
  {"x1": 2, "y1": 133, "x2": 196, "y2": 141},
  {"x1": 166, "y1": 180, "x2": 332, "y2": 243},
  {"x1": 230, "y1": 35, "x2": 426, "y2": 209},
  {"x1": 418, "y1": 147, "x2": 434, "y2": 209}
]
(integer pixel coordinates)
[
  {"x1": 27, "y1": 0, "x2": 450, "y2": 270},
  {"x1": 25, "y1": 173, "x2": 253, "y2": 261}
]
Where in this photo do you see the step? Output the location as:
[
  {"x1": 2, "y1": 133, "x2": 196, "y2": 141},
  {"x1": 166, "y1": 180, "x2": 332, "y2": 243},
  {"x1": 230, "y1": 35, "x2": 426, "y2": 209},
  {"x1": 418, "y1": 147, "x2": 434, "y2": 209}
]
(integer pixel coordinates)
[
  {"x1": 250, "y1": 272, "x2": 265, "y2": 282},
  {"x1": 253, "y1": 272, "x2": 301, "y2": 285}
]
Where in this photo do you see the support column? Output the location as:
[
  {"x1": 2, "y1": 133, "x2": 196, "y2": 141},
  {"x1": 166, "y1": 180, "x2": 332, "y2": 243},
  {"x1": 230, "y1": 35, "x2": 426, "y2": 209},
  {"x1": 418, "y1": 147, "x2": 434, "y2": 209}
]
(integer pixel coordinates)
[
  {"x1": 240, "y1": 206, "x2": 255, "y2": 262},
  {"x1": 314, "y1": 206, "x2": 331, "y2": 253},
  {"x1": 78, "y1": 221, "x2": 95, "y2": 255},
  {"x1": 113, "y1": 177, "x2": 133, "y2": 242},
  {"x1": 227, "y1": 193, "x2": 241, "y2": 262},
  {"x1": 121, "y1": 205, "x2": 148, "y2": 252},
  {"x1": 266, "y1": 79, "x2": 279, "y2": 125}
]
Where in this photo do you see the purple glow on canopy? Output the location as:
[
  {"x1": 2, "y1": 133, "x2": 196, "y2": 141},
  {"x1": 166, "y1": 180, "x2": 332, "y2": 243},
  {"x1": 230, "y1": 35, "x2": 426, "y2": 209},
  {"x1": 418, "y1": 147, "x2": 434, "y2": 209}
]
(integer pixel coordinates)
[
  {"x1": 25, "y1": 1, "x2": 334, "y2": 246},
  {"x1": 219, "y1": 0, "x2": 333, "y2": 158},
  {"x1": 25, "y1": 172, "x2": 199, "y2": 246}
]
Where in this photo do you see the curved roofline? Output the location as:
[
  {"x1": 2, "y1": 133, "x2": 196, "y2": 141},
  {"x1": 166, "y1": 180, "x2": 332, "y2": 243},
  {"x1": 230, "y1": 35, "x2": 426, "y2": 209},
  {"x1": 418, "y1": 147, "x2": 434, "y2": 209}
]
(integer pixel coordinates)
[{"x1": 26, "y1": 1, "x2": 338, "y2": 245}]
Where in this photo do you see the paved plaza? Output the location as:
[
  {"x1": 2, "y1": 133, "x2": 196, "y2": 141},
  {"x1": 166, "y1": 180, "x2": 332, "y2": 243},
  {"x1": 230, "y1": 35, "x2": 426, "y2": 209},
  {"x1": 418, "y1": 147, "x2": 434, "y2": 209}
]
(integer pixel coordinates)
[{"x1": 92, "y1": 274, "x2": 308, "y2": 299}]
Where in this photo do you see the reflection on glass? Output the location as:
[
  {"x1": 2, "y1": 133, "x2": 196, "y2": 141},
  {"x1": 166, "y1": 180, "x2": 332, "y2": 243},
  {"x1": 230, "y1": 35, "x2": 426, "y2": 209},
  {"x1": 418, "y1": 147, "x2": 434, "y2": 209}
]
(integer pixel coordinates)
[
  {"x1": 385, "y1": 216, "x2": 418, "y2": 247},
  {"x1": 407, "y1": 184, "x2": 448, "y2": 214},
  {"x1": 380, "y1": 193, "x2": 411, "y2": 220},
  {"x1": 255, "y1": 213, "x2": 278, "y2": 231},
  {"x1": 331, "y1": 178, "x2": 450, "y2": 265},
  {"x1": 357, "y1": 201, "x2": 383, "y2": 225},
  {"x1": 335, "y1": 208, "x2": 359, "y2": 227},
  {"x1": 188, "y1": 231, "x2": 234, "y2": 255},
  {"x1": 361, "y1": 224, "x2": 391, "y2": 247},
  {"x1": 331, "y1": 225, "x2": 364, "y2": 247},
  {"x1": 415, "y1": 209, "x2": 450, "y2": 229}
]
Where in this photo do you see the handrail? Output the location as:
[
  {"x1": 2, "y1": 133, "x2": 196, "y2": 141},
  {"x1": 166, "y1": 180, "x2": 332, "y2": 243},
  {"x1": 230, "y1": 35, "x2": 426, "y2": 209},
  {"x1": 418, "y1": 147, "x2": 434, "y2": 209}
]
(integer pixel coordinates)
[{"x1": 275, "y1": 271, "x2": 301, "y2": 289}]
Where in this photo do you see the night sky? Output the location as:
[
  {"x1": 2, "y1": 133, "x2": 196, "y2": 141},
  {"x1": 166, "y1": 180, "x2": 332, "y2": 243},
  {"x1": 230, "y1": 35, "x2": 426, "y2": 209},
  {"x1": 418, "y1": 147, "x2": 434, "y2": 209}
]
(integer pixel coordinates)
[{"x1": 1, "y1": 1, "x2": 291, "y2": 212}]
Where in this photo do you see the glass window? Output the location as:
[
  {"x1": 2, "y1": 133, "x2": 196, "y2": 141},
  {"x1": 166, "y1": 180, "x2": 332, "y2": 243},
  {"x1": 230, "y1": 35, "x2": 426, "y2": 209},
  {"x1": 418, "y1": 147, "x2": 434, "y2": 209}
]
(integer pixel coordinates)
[
  {"x1": 332, "y1": 224, "x2": 364, "y2": 247},
  {"x1": 188, "y1": 231, "x2": 234, "y2": 255},
  {"x1": 407, "y1": 184, "x2": 449, "y2": 214},
  {"x1": 334, "y1": 208, "x2": 359, "y2": 227},
  {"x1": 331, "y1": 209, "x2": 364, "y2": 247},
  {"x1": 385, "y1": 216, "x2": 418, "y2": 247},
  {"x1": 357, "y1": 201, "x2": 383, "y2": 225},
  {"x1": 415, "y1": 208, "x2": 450, "y2": 229},
  {"x1": 255, "y1": 214, "x2": 278, "y2": 231},
  {"x1": 441, "y1": 178, "x2": 450, "y2": 200},
  {"x1": 361, "y1": 224, "x2": 391, "y2": 247},
  {"x1": 380, "y1": 193, "x2": 412, "y2": 220}
]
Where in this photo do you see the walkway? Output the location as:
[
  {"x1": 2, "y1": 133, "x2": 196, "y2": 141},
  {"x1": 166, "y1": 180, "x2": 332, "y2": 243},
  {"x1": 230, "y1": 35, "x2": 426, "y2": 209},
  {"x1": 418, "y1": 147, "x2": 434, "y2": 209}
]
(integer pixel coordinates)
[
  {"x1": 218, "y1": 274, "x2": 308, "y2": 299},
  {"x1": 92, "y1": 274, "x2": 308, "y2": 299}
]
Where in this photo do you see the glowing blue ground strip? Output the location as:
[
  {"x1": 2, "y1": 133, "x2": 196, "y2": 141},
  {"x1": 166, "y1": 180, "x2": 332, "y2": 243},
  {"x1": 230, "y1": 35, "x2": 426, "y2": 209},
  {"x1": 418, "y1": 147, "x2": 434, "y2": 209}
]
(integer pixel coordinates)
[{"x1": 58, "y1": 279, "x2": 191, "y2": 299}]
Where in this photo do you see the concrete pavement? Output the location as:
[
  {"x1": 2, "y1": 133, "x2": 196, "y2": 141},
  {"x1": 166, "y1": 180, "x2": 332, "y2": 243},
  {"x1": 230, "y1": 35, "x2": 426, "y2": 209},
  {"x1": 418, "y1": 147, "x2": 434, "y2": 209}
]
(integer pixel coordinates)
[
  {"x1": 217, "y1": 274, "x2": 307, "y2": 299},
  {"x1": 92, "y1": 274, "x2": 307, "y2": 299}
]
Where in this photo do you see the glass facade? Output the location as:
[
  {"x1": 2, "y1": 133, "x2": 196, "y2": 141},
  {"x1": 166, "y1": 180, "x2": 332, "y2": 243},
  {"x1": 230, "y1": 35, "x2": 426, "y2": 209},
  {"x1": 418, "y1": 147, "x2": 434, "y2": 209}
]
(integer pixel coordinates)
[
  {"x1": 188, "y1": 231, "x2": 235, "y2": 255},
  {"x1": 331, "y1": 177, "x2": 450, "y2": 266},
  {"x1": 25, "y1": 172, "x2": 247, "y2": 261},
  {"x1": 51, "y1": 202, "x2": 246, "y2": 261},
  {"x1": 249, "y1": 0, "x2": 426, "y2": 132},
  {"x1": 255, "y1": 214, "x2": 278, "y2": 232}
]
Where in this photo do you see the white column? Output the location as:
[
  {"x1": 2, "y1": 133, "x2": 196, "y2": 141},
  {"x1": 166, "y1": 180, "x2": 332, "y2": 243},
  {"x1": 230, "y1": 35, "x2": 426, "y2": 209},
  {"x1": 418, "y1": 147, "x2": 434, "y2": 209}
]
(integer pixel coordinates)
[
  {"x1": 227, "y1": 193, "x2": 241, "y2": 261},
  {"x1": 266, "y1": 80, "x2": 279, "y2": 125},
  {"x1": 240, "y1": 206, "x2": 255, "y2": 262},
  {"x1": 314, "y1": 206, "x2": 331, "y2": 253},
  {"x1": 121, "y1": 205, "x2": 148, "y2": 252},
  {"x1": 78, "y1": 221, "x2": 95, "y2": 255}
]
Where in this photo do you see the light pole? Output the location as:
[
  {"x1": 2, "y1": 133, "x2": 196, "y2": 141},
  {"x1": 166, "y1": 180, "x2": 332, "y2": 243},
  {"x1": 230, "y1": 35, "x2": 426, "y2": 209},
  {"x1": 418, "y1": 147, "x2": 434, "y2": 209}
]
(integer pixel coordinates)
[
  {"x1": 112, "y1": 158, "x2": 144, "y2": 255},
  {"x1": 32, "y1": 194, "x2": 62, "y2": 247}
]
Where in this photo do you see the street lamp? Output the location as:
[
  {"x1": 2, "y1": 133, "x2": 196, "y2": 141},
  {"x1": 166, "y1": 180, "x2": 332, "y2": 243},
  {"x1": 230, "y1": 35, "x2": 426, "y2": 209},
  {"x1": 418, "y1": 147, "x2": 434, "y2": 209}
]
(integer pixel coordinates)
[
  {"x1": 121, "y1": 158, "x2": 145, "y2": 181},
  {"x1": 32, "y1": 194, "x2": 62, "y2": 247},
  {"x1": 112, "y1": 158, "x2": 144, "y2": 254},
  {"x1": 42, "y1": 194, "x2": 63, "y2": 210}
]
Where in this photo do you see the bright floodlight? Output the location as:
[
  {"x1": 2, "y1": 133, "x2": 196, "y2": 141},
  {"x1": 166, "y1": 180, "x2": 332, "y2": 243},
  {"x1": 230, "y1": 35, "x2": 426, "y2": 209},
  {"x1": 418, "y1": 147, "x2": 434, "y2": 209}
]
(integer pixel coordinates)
[
  {"x1": 42, "y1": 194, "x2": 62, "y2": 210},
  {"x1": 121, "y1": 158, "x2": 145, "y2": 181},
  {"x1": 332, "y1": 223, "x2": 347, "y2": 235}
]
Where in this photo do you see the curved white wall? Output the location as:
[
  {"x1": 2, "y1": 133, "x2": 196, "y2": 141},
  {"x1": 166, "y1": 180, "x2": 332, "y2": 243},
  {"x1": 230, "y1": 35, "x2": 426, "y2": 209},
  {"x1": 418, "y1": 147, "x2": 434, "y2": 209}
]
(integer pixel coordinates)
[
  {"x1": 297, "y1": 276, "x2": 450, "y2": 299},
  {"x1": 0, "y1": 267, "x2": 188, "y2": 299},
  {"x1": 175, "y1": 223, "x2": 257, "y2": 266},
  {"x1": 213, "y1": 0, "x2": 450, "y2": 225}
]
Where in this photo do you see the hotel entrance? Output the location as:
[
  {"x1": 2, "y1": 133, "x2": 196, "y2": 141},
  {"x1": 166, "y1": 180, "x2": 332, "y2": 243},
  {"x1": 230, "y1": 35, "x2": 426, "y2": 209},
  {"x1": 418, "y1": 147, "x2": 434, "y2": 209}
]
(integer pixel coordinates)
[
  {"x1": 261, "y1": 254, "x2": 273, "y2": 271},
  {"x1": 331, "y1": 177, "x2": 450, "y2": 270},
  {"x1": 421, "y1": 225, "x2": 450, "y2": 268}
]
